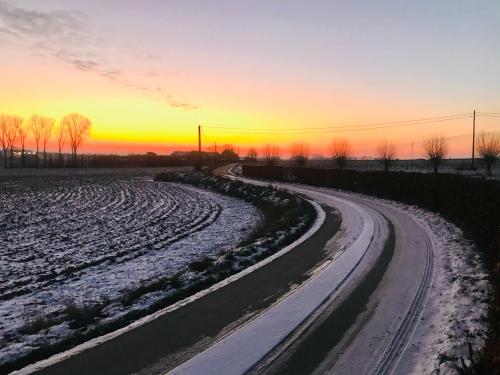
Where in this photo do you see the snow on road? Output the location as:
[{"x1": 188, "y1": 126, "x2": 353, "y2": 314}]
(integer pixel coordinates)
[
  {"x1": 0, "y1": 171, "x2": 260, "y2": 367},
  {"x1": 169, "y1": 191, "x2": 375, "y2": 375},
  {"x1": 305, "y1": 188, "x2": 490, "y2": 374},
  {"x1": 170, "y1": 174, "x2": 490, "y2": 375}
]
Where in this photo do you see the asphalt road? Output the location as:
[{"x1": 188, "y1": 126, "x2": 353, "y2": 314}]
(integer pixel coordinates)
[
  {"x1": 250, "y1": 185, "x2": 434, "y2": 375},
  {"x1": 15, "y1": 176, "x2": 434, "y2": 375},
  {"x1": 16, "y1": 191, "x2": 340, "y2": 375}
]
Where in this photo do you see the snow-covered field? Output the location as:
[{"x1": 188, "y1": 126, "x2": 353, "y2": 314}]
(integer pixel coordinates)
[{"x1": 0, "y1": 169, "x2": 260, "y2": 367}]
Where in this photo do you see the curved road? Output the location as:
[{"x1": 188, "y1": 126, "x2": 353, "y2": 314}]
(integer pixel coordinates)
[
  {"x1": 170, "y1": 180, "x2": 434, "y2": 375},
  {"x1": 13, "y1": 176, "x2": 435, "y2": 375},
  {"x1": 252, "y1": 185, "x2": 434, "y2": 375},
  {"x1": 13, "y1": 183, "x2": 338, "y2": 375}
]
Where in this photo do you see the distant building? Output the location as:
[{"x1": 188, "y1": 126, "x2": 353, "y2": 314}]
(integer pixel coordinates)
[
  {"x1": 0, "y1": 148, "x2": 37, "y2": 168},
  {"x1": 11, "y1": 148, "x2": 36, "y2": 157}
]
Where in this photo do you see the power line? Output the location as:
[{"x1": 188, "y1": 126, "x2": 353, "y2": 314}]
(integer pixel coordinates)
[
  {"x1": 203, "y1": 114, "x2": 472, "y2": 135},
  {"x1": 477, "y1": 114, "x2": 500, "y2": 118},
  {"x1": 203, "y1": 113, "x2": 471, "y2": 132}
]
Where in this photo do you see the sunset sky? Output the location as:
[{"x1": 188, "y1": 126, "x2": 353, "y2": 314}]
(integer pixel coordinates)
[{"x1": 1, "y1": 0, "x2": 499, "y2": 157}]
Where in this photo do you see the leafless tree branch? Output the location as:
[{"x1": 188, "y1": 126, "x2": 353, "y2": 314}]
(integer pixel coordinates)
[
  {"x1": 424, "y1": 136, "x2": 447, "y2": 173},
  {"x1": 61, "y1": 113, "x2": 91, "y2": 167},
  {"x1": 262, "y1": 144, "x2": 280, "y2": 166},
  {"x1": 329, "y1": 139, "x2": 351, "y2": 170},
  {"x1": 376, "y1": 141, "x2": 396, "y2": 172},
  {"x1": 477, "y1": 133, "x2": 500, "y2": 177},
  {"x1": 290, "y1": 142, "x2": 310, "y2": 167}
]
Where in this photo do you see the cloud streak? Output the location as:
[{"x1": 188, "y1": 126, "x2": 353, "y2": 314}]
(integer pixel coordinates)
[
  {"x1": 0, "y1": 1, "x2": 86, "y2": 45},
  {"x1": 166, "y1": 96, "x2": 199, "y2": 111},
  {"x1": 0, "y1": 1, "x2": 198, "y2": 111}
]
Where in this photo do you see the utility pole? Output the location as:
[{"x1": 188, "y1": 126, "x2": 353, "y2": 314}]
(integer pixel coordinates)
[
  {"x1": 472, "y1": 110, "x2": 476, "y2": 170},
  {"x1": 410, "y1": 139, "x2": 414, "y2": 171},
  {"x1": 196, "y1": 125, "x2": 202, "y2": 171}
]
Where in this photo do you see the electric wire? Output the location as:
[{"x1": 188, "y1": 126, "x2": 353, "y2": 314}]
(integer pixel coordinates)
[
  {"x1": 202, "y1": 114, "x2": 472, "y2": 135},
  {"x1": 203, "y1": 113, "x2": 471, "y2": 132}
]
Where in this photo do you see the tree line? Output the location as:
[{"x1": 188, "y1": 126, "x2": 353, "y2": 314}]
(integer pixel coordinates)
[
  {"x1": 0, "y1": 113, "x2": 92, "y2": 168},
  {"x1": 247, "y1": 134, "x2": 500, "y2": 176}
]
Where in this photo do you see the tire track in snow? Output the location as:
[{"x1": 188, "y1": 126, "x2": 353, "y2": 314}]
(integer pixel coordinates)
[{"x1": 371, "y1": 225, "x2": 434, "y2": 375}]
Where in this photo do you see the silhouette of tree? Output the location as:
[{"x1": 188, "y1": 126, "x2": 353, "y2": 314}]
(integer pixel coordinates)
[
  {"x1": 424, "y1": 136, "x2": 447, "y2": 173},
  {"x1": 56, "y1": 121, "x2": 67, "y2": 167},
  {"x1": 262, "y1": 144, "x2": 280, "y2": 166},
  {"x1": 29, "y1": 115, "x2": 54, "y2": 167},
  {"x1": 0, "y1": 115, "x2": 9, "y2": 168},
  {"x1": 246, "y1": 147, "x2": 258, "y2": 161},
  {"x1": 62, "y1": 113, "x2": 91, "y2": 167},
  {"x1": 28, "y1": 115, "x2": 43, "y2": 167},
  {"x1": 17, "y1": 120, "x2": 28, "y2": 167},
  {"x1": 290, "y1": 142, "x2": 310, "y2": 167},
  {"x1": 477, "y1": 133, "x2": 500, "y2": 177},
  {"x1": 4, "y1": 116, "x2": 22, "y2": 168},
  {"x1": 329, "y1": 139, "x2": 351, "y2": 170},
  {"x1": 377, "y1": 141, "x2": 396, "y2": 172},
  {"x1": 41, "y1": 118, "x2": 54, "y2": 167}
]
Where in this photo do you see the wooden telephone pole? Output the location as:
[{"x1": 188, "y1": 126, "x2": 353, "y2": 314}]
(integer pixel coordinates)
[{"x1": 472, "y1": 110, "x2": 476, "y2": 170}]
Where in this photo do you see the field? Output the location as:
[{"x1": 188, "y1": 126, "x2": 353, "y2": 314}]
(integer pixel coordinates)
[{"x1": 0, "y1": 169, "x2": 260, "y2": 367}]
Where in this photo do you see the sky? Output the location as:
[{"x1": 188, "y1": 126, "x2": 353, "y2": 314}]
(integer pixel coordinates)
[{"x1": 0, "y1": 0, "x2": 499, "y2": 157}]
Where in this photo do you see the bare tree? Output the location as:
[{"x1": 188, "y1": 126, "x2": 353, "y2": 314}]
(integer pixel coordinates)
[
  {"x1": 0, "y1": 115, "x2": 8, "y2": 168},
  {"x1": 17, "y1": 120, "x2": 28, "y2": 167},
  {"x1": 329, "y1": 139, "x2": 351, "y2": 170},
  {"x1": 29, "y1": 115, "x2": 54, "y2": 167},
  {"x1": 41, "y1": 118, "x2": 54, "y2": 167},
  {"x1": 29, "y1": 115, "x2": 43, "y2": 167},
  {"x1": 290, "y1": 142, "x2": 310, "y2": 167},
  {"x1": 477, "y1": 133, "x2": 500, "y2": 177},
  {"x1": 62, "y1": 113, "x2": 91, "y2": 167},
  {"x1": 262, "y1": 144, "x2": 280, "y2": 166},
  {"x1": 56, "y1": 121, "x2": 67, "y2": 167},
  {"x1": 4, "y1": 116, "x2": 22, "y2": 168},
  {"x1": 424, "y1": 136, "x2": 447, "y2": 173},
  {"x1": 376, "y1": 141, "x2": 396, "y2": 172},
  {"x1": 246, "y1": 147, "x2": 258, "y2": 161}
]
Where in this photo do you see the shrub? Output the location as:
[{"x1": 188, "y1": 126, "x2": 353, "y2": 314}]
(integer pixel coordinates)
[
  {"x1": 20, "y1": 305, "x2": 53, "y2": 334},
  {"x1": 188, "y1": 257, "x2": 215, "y2": 272},
  {"x1": 63, "y1": 298, "x2": 108, "y2": 329},
  {"x1": 170, "y1": 274, "x2": 184, "y2": 289},
  {"x1": 120, "y1": 275, "x2": 182, "y2": 306}
]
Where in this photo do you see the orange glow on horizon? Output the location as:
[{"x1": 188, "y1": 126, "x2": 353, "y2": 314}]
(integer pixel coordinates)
[{"x1": 2, "y1": 44, "x2": 498, "y2": 160}]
